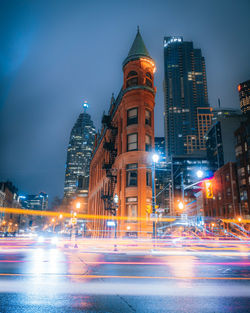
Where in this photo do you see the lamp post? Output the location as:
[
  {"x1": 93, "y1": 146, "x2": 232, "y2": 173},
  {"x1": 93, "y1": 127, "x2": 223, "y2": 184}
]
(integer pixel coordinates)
[
  {"x1": 113, "y1": 194, "x2": 118, "y2": 251},
  {"x1": 113, "y1": 193, "x2": 118, "y2": 239},
  {"x1": 152, "y1": 153, "x2": 159, "y2": 239},
  {"x1": 51, "y1": 218, "x2": 55, "y2": 232},
  {"x1": 59, "y1": 214, "x2": 63, "y2": 232}
]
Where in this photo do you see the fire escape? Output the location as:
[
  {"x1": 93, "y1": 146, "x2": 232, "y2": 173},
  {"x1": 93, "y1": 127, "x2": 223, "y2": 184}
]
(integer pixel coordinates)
[{"x1": 101, "y1": 114, "x2": 118, "y2": 215}]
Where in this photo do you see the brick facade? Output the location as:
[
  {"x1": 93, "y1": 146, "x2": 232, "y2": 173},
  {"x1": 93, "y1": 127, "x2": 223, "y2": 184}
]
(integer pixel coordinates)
[
  {"x1": 203, "y1": 162, "x2": 241, "y2": 218},
  {"x1": 88, "y1": 31, "x2": 156, "y2": 237}
]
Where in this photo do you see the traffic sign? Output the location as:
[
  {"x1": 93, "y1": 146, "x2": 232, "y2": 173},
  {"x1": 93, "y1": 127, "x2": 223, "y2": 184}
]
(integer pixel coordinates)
[
  {"x1": 107, "y1": 220, "x2": 116, "y2": 227},
  {"x1": 71, "y1": 218, "x2": 77, "y2": 225}
]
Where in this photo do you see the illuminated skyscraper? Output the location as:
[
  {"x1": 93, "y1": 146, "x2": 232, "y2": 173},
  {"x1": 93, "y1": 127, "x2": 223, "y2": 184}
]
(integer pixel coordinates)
[
  {"x1": 64, "y1": 102, "x2": 96, "y2": 199},
  {"x1": 163, "y1": 37, "x2": 212, "y2": 159},
  {"x1": 238, "y1": 80, "x2": 250, "y2": 114}
]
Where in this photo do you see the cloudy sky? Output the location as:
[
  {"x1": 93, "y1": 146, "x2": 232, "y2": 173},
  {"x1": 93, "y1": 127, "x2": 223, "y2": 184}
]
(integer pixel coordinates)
[{"x1": 0, "y1": 0, "x2": 249, "y2": 203}]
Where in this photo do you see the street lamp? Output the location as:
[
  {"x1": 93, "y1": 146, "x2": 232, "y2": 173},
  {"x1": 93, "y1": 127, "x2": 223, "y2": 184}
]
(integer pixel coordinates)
[
  {"x1": 51, "y1": 218, "x2": 55, "y2": 232},
  {"x1": 152, "y1": 153, "x2": 159, "y2": 239},
  {"x1": 76, "y1": 202, "x2": 81, "y2": 209},
  {"x1": 59, "y1": 214, "x2": 63, "y2": 232},
  {"x1": 178, "y1": 201, "x2": 184, "y2": 210},
  {"x1": 196, "y1": 170, "x2": 204, "y2": 179},
  {"x1": 113, "y1": 194, "x2": 118, "y2": 240},
  {"x1": 152, "y1": 153, "x2": 159, "y2": 163}
]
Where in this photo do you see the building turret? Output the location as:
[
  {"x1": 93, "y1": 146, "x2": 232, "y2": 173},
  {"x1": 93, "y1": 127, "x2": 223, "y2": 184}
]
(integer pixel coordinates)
[{"x1": 88, "y1": 30, "x2": 156, "y2": 238}]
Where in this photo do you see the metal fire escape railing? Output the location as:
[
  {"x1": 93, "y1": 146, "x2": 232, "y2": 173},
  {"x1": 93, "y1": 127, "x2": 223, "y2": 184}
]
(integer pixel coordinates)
[{"x1": 101, "y1": 114, "x2": 118, "y2": 215}]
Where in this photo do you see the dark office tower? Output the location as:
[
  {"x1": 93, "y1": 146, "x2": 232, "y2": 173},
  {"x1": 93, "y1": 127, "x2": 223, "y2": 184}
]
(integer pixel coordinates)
[
  {"x1": 206, "y1": 113, "x2": 245, "y2": 172},
  {"x1": 163, "y1": 36, "x2": 212, "y2": 159},
  {"x1": 238, "y1": 80, "x2": 250, "y2": 114},
  {"x1": 154, "y1": 137, "x2": 169, "y2": 212},
  {"x1": 64, "y1": 102, "x2": 96, "y2": 199}
]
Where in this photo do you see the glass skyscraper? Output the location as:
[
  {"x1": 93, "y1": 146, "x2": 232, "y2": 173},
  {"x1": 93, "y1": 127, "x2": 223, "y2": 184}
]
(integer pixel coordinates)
[
  {"x1": 238, "y1": 80, "x2": 250, "y2": 114},
  {"x1": 163, "y1": 36, "x2": 212, "y2": 159},
  {"x1": 64, "y1": 103, "x2": 96, "y2": 199}
]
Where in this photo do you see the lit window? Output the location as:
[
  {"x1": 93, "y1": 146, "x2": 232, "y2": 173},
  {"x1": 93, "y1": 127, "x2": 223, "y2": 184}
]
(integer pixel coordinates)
[
  {"x1": 145, "y1": 72, "x2": 152, "y2": 87},
  {"x1": 126, "y1": 164, "x2": 138, "y2": 187},
  {"x1": 145, "y1": 134, "x2": 152, "y2": 151},
  {"x1": 126, "y1": 71, "x2": 138, "y2": 88},
  {"x1": 126, "y1": 197, "x2": 138, "y2": 222},
  {"x1": 127, "y1": 133, "x2": 138, "y2": 151},
  {"x1": 145, "y1": 109, "x2": 151, "y2": 126},
  {"x1": 127, "y1": 108, "x2": 138, "y2": 125}
]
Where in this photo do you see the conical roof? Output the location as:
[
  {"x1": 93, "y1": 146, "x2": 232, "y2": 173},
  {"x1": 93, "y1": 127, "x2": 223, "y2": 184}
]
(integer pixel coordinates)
[{"x1": 123, "y1": 28, "x2": 152, "y2": 67}]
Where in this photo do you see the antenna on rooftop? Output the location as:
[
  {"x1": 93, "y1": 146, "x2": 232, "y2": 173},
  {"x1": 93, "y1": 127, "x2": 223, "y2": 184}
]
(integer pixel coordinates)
[
  {"x1": 218, "y1": 98, "x2": 221, "y2": 108},
  {"x1": 82, "y1": 100, "x2": 89, "y2": 112}
]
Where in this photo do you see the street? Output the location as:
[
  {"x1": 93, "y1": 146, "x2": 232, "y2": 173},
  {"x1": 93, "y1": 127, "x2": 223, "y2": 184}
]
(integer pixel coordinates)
[{"x1": 0, "y1": 238, "x2": 249, "y2": 313}]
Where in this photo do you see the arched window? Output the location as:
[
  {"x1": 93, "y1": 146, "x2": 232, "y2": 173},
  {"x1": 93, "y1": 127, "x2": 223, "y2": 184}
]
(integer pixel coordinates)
[
  {"x1": 127, "y1": 71, "x2": 137, "y2": 78},
  {"x1": 145, "y1": 72, "x2": 153, "y2": 87},
  {"x1": 126, "y1": 71, "x2": 138, "y2": 88}
]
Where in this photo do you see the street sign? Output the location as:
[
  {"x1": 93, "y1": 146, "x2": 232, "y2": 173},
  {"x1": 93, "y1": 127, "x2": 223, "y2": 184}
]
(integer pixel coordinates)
[
  {"x1": 71, "y1": 218, "x2": 77, "y2": 225},
  {"x1": 107, "y1": 220, "x2": 116, "y2": 227}
]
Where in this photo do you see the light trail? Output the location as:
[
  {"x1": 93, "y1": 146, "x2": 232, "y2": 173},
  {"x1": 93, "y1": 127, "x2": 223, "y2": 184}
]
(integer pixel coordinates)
[
  {"x1": 0, "y1": 273, "x2": 249, "y2": 280},
  {"x1": 0, "y1": 260, "x2": 249, "y2": 266},
  {"x1": 0, "y1": 207, "x2": 175, "y2": 222},
  {"x1": 1, "y1": 207, "x2": 250, "y2": 224}
]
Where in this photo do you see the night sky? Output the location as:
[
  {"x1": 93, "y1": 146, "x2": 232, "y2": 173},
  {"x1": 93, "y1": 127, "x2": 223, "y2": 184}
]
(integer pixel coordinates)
[{"x1": 0, "y1": 0, "x2": 249, "y2": 204}]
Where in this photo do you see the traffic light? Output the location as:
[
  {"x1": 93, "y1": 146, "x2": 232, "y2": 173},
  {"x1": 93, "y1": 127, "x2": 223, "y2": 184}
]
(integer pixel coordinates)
[
  {"x1": 205, "y1": 180, "x2": 213, "y2": 198},
  {"x1": 146, "y1": 205, "x2": 152, "y2": 214}
]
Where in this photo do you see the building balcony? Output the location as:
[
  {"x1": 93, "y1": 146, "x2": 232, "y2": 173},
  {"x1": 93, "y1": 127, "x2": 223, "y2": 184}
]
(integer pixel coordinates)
[{"x1": 103, "y1": 141, "x2": 115, "y2": 151}]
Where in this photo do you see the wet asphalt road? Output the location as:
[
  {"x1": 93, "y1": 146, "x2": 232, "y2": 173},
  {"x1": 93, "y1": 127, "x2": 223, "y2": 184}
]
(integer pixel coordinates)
[{"x1": 0, "y1": 239, "x2": 249, "y2": 313}]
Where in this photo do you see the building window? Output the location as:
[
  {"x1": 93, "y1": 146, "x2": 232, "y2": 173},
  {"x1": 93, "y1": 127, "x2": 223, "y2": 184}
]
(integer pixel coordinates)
[
  {"x1": 238, "y1": 167, "x2": 245, "y2": 177},
  {"x1": 240, "y1": 190, "x2": 247, "y2": 201},
  {"x1": 145, "y1": 109, "x2": 151, "y2": 126},
  {"x1": 126, "y1": 197, "x2": 138, "y2": 222},
  {"x1": 127, "y1": 108, "x2": 138, "y2": 126},
  {"x1": 145, "y1": 72, "x2": 152, "y2": 87},
  {"x1": 126, "y1": 71, "x2": 138, "y2": 88},
  {"x1": 145, "y1": 134, "x2": 152, "y2": 151},
  {"x1": 146, "y1": 171, "x2": 152, "y2": 186},
  {"x1": 240, "y1": 178, "x2": 246, "y2": 186},
  {"x1": 127, "y1": 133, "x2": 138, "y2": 151},
  {"x1": 126, "y1": 163, "x2": 138, "y2": 187},
  {"x1": 235, "y1": 145, "x2": 242, "y2": 156}
]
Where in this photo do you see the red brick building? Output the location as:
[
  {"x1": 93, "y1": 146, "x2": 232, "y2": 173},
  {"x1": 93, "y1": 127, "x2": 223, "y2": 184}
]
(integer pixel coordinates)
[
  {"x1": 88, "y1": 30, "x2": 156, "y2": 237},
  {"x1": 235, "y1": 114, "x2": 250, "y2": 217},
  {"x1": 203, "y1": 162, "x2": 241, "y2": 218}
]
